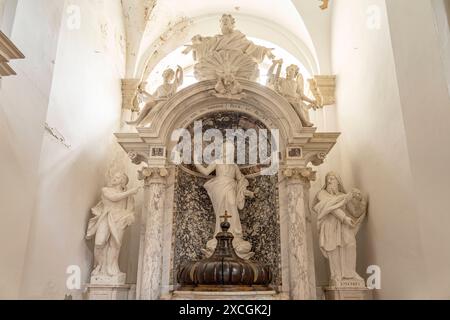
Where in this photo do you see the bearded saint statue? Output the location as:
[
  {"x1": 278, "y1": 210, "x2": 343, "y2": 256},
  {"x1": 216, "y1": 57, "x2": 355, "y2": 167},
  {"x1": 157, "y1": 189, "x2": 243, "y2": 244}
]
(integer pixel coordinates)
[
  {"x1": 312, "y1": 172, "x2": 368, "y2": 287},
  {"x1": 183, "y1": 14, "x2": 276, "y2": 82}
]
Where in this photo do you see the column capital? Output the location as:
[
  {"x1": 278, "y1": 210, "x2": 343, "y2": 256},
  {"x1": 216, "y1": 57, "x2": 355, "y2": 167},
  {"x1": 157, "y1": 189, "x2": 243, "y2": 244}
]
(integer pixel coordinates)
[
  {"x1": 138, "y1": 166, "x2": 168, "y2": 186},
  {"x1": 283, "y1": 167, "x2": 317, "y2": 185}
]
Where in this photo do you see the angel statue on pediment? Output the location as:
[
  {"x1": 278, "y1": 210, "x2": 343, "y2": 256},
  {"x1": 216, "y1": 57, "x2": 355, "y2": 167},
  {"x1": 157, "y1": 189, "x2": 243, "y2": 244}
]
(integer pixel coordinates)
[
  {"x1": 127, "y1": 66, "x2": 183, "y2": 127},
  {"x1": 267, "y1": 59, "x2": 322, "y2": 127}
]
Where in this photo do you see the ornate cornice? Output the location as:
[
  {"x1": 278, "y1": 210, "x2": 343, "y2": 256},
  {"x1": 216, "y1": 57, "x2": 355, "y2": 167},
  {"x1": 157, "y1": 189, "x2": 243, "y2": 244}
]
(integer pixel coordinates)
[{"x1": 0, "y1": 31, "x2": 25, "y2": 78}]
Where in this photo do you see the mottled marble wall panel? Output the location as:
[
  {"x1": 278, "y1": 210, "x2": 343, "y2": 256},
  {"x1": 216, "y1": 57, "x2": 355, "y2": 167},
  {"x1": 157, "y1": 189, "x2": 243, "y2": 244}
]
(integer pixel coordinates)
[
  {"x1": 171, "y1": 112, "x2": 282, "y2": 287},
  {"x1": 172, "y1": 169, "x2": 281, "y2": 286}
]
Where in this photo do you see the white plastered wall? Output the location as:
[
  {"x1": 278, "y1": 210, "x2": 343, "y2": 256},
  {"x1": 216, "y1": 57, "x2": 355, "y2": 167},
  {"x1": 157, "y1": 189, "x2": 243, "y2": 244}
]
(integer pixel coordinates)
[
  {"x1": 0, "y1": 0, "x2": 128, "y2": 299},
  {"x1": 0, "y1": 0, "x2": 66, "y2": 299},
  {"x1": 331, "y1": 0, "x2": 450, "y2": 299}
]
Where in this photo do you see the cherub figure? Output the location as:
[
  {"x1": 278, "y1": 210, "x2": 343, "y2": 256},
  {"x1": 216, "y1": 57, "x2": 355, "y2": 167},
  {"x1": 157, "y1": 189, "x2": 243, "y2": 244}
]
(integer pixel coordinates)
[
  {"x1": 212, "y1": 68, "x2": 245, "y2": 99},
  {"x1": 127, "y1": 66, "x2": 183, "y2": 127}
]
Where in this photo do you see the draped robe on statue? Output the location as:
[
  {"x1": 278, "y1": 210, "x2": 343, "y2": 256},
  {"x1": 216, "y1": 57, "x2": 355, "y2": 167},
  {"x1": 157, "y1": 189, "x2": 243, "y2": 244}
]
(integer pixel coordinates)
[
  {"x1": 86, "y1": 189, "x2": 135, "y2": 276},
  {"x1": 190, "y1": 30, "x2": 273, "y2": 81},
  {"x1": 313, "y1": 190, "x2": 362, "y2": 282},
  {"x1": 202, "y1": 164, "x2": 254, "y2": 260},
  {"x1": 212, "y1": 30, "x2": 272, "y2": 64}
]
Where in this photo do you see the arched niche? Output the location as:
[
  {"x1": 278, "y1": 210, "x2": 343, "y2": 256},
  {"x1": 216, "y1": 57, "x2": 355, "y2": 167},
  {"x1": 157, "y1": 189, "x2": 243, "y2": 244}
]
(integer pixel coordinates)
[
  {"x1": 171, "y1": 111, "x2": 283, "y2": 288},
  {"x1": 115, "y1": 79, "x2": 339, "y2": 299}
]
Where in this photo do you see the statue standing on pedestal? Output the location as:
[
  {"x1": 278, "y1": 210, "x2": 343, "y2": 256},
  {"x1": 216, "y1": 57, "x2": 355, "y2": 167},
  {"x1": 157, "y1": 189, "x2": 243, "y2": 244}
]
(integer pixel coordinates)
[
  {"x1": 267, "y1": 60, "x2": 322, "y2": 127},
  {"x1": 127, "y1": 66, "x2": 183, "y2": 127},
  {"x1": 312, "y1": 172, "x2": 368, "y2": 287},
  {"x1": 86, "y1": 173, "x2": 140, "y2": 284},
  {"x1": 195, "y1": 142, "x2": 255, "y2": 260}
]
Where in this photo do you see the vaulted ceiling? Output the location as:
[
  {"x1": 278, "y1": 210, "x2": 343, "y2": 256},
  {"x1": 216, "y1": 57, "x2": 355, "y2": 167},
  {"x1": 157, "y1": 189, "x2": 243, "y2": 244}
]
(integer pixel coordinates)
[{"x1": 121, "y1": 0, "x2": 332, "y2": 80}]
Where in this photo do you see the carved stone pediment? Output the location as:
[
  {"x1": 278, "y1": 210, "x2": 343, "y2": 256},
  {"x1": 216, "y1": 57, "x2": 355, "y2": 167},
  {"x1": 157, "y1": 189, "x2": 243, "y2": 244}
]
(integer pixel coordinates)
[{"x1": 116, "y1": 79, "x2": 340, "y2": 170}]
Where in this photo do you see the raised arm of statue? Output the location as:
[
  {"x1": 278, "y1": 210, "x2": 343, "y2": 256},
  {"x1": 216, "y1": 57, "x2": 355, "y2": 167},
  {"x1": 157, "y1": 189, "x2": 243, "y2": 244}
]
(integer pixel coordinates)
[
  {"x1": 296, "y1": 73, "x2": 320, "y2": 109},
  {"x1": 175, "y1": 65, "x2": 184, "y2": 87},
  {"x1": 195, "y1": 161, "x2": 217, "y2": 177},
  {"x1": 265, "y1": 48, "x2": 276, "y2": 61},
  {"x1": 183, "y1": 35, "x2": 213, "y2": 62},
  {"x1": 266, "y1": 59, "x2": 283, "y2": 88},
  {"x1": 275, "y1": 60, "x2": 283, "y2": 81},
  {"x1": 102, "y1": 187, "x2": 139, "y2": 202},
  {"x1": 182, "y1": 45, "x2": 193, "y2": 56},
  {"x1": 245, "y1": 42, "x2": 275, "y2": 64}
]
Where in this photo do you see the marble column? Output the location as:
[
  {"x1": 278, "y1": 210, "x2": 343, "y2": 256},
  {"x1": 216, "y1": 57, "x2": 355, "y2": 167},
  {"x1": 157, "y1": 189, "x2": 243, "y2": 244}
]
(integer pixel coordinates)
[
  {"x1": 137, "y1": 167, "x2": 168, "y2": 300},
  {"x1": 283, "y1": 167, "x2": 317, "y2": 300}
]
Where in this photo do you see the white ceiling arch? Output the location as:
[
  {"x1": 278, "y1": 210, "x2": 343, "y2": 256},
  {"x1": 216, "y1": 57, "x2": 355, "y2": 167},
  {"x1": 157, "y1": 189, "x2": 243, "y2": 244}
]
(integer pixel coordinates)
[{"x1": 136, "y1": 13, "x2": 321, "y2": 82}]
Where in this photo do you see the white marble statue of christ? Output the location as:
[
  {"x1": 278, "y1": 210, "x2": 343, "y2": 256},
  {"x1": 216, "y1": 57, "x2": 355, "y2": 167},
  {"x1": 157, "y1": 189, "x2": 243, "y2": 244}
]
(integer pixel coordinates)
[{"x1": 195, "y1": 142, "x2": 255, "y2": 260}]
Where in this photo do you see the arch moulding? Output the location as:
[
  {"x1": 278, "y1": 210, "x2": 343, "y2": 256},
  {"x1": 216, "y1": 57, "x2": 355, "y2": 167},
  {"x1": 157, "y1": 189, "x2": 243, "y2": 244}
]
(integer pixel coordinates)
[{"x1": 115, "y1": 79, "x2": 340, "y2": 169}]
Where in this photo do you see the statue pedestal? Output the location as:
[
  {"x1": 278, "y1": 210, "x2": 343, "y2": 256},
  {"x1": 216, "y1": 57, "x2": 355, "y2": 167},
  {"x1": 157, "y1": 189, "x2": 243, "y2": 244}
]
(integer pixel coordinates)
[
  {"x1": 324, "y1": 278, "x2": 373, "y2": 300},
  {"x1": 90, "y1": 273, "x2": 126, "y2": 285},
  {"x1": 324, "y1": 287, "x2": 373, "y2": 300},
  {"x1": 86, "y1": 284, "x2": 136, "y2": 300}
]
